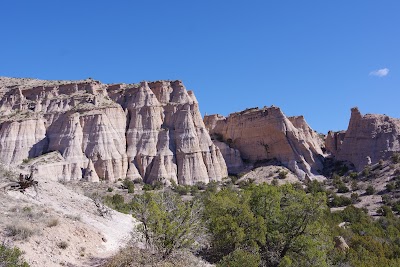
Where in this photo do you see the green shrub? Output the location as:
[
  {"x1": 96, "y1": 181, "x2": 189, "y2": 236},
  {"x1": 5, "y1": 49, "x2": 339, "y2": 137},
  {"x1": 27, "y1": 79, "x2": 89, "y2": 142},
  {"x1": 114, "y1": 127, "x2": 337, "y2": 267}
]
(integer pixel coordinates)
[
  {"x1": 204, "y1": 184, "x2": 329, "y2": 266},
  {"x1": 190, "y1": 185, "x2": 200, "y2": 196},
  {"x1": 142, "y1": 184, "x2": 153, "y2": 191},
  {"x1": 0, "y1": 241, "x2": 29, "y2": 267},
  {"x1": 365, "y1": 185, "x2": 375, "y2": 195},
  {"x1": 278, "y1": 170, "x2": 288, "y2": 179},
  {"x1": 329, "y1": 194, "x2": 352, "y2": 207},
  {"x1": 351, "y1": 193, "x2": 360, "y2": 204},
  {"x1": 306, "y1": 180, "x2": 325, "y2": 195},
  {"x1": 151, "y1": 181, "x2": 163, "y2": 190},
  {"x1": 337, "y1": 184, "x2": 350, "y2": 193},
  {"x1": 107, "y1": 187, "x2": 113, "y2": 192},
  {"x1": 217, "y1": 249, "x2": 260, "y2": 267},
  {"x1": 131, "y1": 191, "x2": 203, "y2": 259},
  {"x1": 351, "y1": 180, "x2": 359, "y2": 191},
  {"x1": 362, "y1": 166, "x2": 371, "y2": 177},
  {"x1": 382, "y1": 194, "x2": 391, "y2": 205},
  {"x1": 349, "y1": 171, "x2": 358, "y2": 179},
  {"x1": 386, "y1": 182, "x2": 395, "y2": 192},
  {"x1": 111, "y1": 194, "x2": 124, "y2": 206},
  {"x1": 175, "y1": 185, "x2": 190, "y2": 195},
  {"x1": 377, "y1": 205, "x2": 393, "y2": 218},
  {"x1": 123, "y1": 179, "x2": 135, "y2": 193},
  {"x1": 195, "y1": 182, "x2": 207, "y2": 190}
]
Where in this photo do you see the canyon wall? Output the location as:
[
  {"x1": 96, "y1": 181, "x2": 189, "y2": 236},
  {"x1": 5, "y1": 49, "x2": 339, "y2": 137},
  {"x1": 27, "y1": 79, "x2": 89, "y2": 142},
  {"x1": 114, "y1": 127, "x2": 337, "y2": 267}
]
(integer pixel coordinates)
[
  {"x1": 326, "y1": 107, "x2": 400, "y2": 170},
  {"x1": 204, "y1": 107, "x2": 325, "y2": 179},
  {"x1": 0, "y1": 77, "x2": 227, "y2": 185}
]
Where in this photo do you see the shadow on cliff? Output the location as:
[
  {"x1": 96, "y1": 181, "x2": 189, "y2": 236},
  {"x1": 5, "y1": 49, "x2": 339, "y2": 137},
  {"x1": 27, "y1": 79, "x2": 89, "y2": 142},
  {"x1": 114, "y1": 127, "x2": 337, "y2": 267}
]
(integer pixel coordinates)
[{"x1": 28, "y1": 137, "x2": 49, "y2": 158}]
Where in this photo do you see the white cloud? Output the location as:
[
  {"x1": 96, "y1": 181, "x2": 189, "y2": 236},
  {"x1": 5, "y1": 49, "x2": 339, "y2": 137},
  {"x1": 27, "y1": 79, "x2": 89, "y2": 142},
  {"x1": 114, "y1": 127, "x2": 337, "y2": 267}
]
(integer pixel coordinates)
[{"x1": 369, "y1": 68, "x2": 389, "y2": 77}]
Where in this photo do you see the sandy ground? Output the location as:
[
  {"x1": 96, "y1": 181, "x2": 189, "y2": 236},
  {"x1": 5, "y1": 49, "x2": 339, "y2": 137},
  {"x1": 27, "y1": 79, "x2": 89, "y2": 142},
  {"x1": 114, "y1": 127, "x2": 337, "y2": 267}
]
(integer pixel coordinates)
[
  {"x1": 0, "y1": 169, "x2": 136, "y2": 267},
  {"x1": 237, "y1": 165, "x2": 301, "y2": 185}
]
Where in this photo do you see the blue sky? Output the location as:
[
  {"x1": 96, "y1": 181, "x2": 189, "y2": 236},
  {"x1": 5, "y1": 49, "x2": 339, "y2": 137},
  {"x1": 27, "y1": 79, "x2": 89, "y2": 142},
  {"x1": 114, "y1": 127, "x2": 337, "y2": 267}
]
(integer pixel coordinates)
[{"x1": 1, "y1": 1, "x2": 399, "y2": 133}]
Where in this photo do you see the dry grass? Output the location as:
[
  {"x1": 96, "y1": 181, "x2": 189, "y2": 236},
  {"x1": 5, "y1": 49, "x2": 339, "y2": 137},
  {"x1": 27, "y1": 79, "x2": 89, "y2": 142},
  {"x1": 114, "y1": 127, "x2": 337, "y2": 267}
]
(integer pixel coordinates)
[
  {"x1": 5, "y1": 223, "x2": 35, "y2": 240},
  {"x1": 65, "y1": 214, "x2": 81, "y2": 221}
]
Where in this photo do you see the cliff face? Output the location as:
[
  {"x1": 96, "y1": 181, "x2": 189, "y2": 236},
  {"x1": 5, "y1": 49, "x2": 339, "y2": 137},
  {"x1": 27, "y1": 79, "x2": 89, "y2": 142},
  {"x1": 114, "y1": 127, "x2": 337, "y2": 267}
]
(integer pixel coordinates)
[
  {"x1": 0, "y1": 77, "x2": 227, "y2": 185},
  {"x1": 331, "y1": 107, "x2": 400, "y2": 170},
  {"x1": 204, "y1": 107, "x2": 325, "y2": 179}
]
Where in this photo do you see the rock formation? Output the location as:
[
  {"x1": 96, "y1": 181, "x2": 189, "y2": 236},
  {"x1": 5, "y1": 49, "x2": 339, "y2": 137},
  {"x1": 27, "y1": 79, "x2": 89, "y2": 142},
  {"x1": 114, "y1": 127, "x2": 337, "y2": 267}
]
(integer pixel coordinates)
[
  {"x1": 325, "y1": 130, "x2": 346, "y2": 156},
  {"x1": 327, "y1": 107, "x2": 400, "y2": 170},
  {"x1": 0, "y1": 77, "x2": 227, "y2": 185},
  {"x1": 212, "y1": 140, "x2": 244, "y2": 174},
  {"x1": 204, "y1": 107, "x2": 325, "y2": 179}
]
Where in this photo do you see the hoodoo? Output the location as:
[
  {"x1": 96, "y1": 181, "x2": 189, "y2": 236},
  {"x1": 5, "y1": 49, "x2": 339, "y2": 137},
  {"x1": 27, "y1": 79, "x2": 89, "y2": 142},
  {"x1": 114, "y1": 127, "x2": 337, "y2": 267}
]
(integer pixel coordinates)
[{"x1": 0, "y1": 77, "x2": 227, "y2": 185}]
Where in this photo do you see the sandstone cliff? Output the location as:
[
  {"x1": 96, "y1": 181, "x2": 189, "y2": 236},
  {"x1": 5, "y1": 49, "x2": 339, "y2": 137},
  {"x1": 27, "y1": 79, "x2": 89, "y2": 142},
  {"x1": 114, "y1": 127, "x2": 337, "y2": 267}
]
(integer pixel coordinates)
[
  {"x1": 0, "y1": 77, "x2": 227, "y2": 185},
  {"x1": 328, "y1": 107, "x2": 400, "y2": 170},
  {"x1": 204, "y1": 107, "x2": 325, "y2": 179}
]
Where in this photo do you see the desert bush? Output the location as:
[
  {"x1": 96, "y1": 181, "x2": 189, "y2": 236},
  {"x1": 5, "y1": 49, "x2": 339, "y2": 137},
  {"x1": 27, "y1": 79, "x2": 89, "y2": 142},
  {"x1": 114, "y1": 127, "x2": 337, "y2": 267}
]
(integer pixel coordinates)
[
  {"x1": 365, "y1": 185, "x2": 375, "y2": 195},
  {"x1": 329, "y1": 194, "x2": 352, "y2": 207},
  {"x1": 57, "y1": 241, "x2": 68, "y2": 249},
  {"x1": 382, "y1": 194, "x2": 391, "y2": 205},
  {"x1": 123, "y1": 179, "x2": 135, "y2": 193},
  {"x1": 349, "y1": 171, "x2": 358, "y2": 179},
  {"x1": 65, "y1": 214, "x2": 81, "y2": 221},
  {"x1": 5, "y1": 224, "x2": 34, "y2": 240},
  {"x1": 391, "y1": 153, "x2": 400, "y2": 164},
  {"x1": 386, "y1": 182, "x2": 395, "y2": 192},
  {"x1": 132, "y1": 178, "x2": 144, "y2": 184},
  {"x1": 351, "y1": 193, "x2": 360, "y2": 204},
  {"x1": 131, "y1": 191, "x2": 204, "y2": 259},
  {"x1": 337, "y1": 184, "x2": 350, "y2": 193},
  {"x1": 47, "y1": 218, "x2": 59, "y2": 227},
  {"x1": 0, "y1": 241, "x2": 29, "y2": 267},
  {"x1": 91, "y1": 193, "x2": 112, "y2": 218},
  {"x1": 174, "y1": 185, "x2": 190, "y2": 196},
  {"x1": 152, "y1": 181, "x2": 164, "y2": 190},
  {"x1": 217, "y1": 249, "x2": 260, "y2": 267},
  {"x1": 142, "y1": 184, "x2": 153, "y2": 191},
  {"x1": 362, "y1": 166, "x2": 371, "y2": 177},
  {"x1": 206, "y1": 181, "x2": 219, "y2": 193},
  {"x1": 351, "y1": 180, "x2": 359, "y2": 191},
  {"x1": 278, "y1": 170, "x2": 288, "y2": 179},
  {"x1": 190, "y1": 185, "x2": 200, "y2": 196},
  {"x1": 107, "y1": 187, "x2": 113, "y2": 192},
  {"x1": 195, "y1": 182, "x2": 207, "y2": 190},
  {"x1": 204, "y1": 184, "x2": 330, "y2": 266},
  {"x1": 377, "y1": 205, "x2": 394, "y2": 218}
]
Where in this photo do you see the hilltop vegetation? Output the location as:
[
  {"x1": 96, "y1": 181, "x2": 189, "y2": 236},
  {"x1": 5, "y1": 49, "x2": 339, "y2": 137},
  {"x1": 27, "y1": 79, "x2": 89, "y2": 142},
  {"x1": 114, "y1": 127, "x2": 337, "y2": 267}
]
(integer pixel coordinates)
[{"x1": 103, "y1": 179, "x2": 400, "y2": 267}]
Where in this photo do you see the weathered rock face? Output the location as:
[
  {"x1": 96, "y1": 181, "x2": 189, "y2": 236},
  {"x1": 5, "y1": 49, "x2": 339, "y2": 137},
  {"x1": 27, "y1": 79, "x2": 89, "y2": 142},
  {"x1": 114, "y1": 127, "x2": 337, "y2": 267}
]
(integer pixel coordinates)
[
  {"x1": 332, "y1": 107, "x2": 400, "y2": 170},
  {"x1": 0, "y1": 77, "x2": 227, "y2": 184},
  {"x1": 325, "y1": 130, "x2": 346, "y2": 156},
  {"x1": 204, "y1": 107, "x2": 325, "y2": 179},
  {"x1": 212, "y1": 140, "x2": 244, "y2": 174}
]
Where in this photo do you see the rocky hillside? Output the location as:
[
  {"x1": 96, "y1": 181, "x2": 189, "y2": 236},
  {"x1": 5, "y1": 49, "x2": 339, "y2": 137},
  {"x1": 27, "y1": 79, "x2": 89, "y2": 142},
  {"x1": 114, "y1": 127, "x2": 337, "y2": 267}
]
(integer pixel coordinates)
[
  {"x1": 204, "y1": 106, "x2": 325, "y2": 179},
  {"x1": 326, "y1": 107, "x2": 400, "y2": 171},
  {"x1": 0, "y1": 77, "x2": 227, "y2": 185}
]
